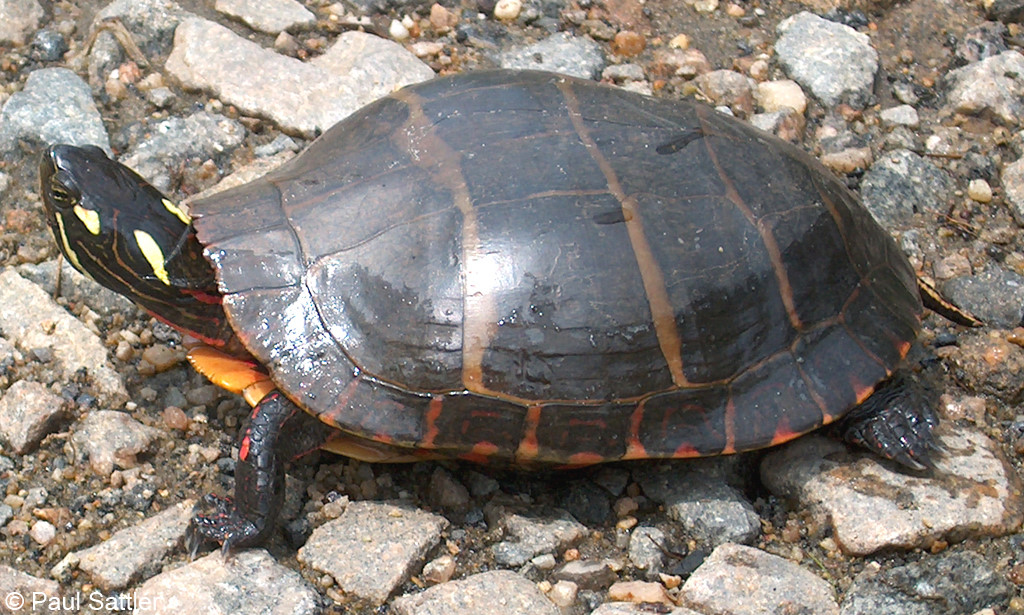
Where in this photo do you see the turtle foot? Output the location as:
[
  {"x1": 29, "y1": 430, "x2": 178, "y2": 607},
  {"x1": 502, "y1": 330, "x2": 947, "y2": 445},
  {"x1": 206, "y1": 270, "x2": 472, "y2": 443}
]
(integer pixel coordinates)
[
  {"x1": 836, "y1": 374, "x2": 939, "y2": 471},
  {"x1": 186, "y1": 493, "x2": 268, "y2": 557}
]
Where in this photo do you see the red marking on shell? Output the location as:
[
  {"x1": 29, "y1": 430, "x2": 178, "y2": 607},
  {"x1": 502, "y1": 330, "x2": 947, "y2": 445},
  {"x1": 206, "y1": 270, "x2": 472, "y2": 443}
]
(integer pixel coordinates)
[
  {"x1": 623, "y1": 403, "x2": 648, "y2": 460},
  {"x1": 769, "y1": 419, "x2": 801, "y2": 447},
  {"x1": 239, "y1": 433, "x2": 251, "y2": 461},
  {"x1": 515, "y1": 405, "x2": 543, "y2": 463},
  {"x1": 721, "y1": 396, "x2": 736, "y2": 455},
  {"x1": 460, "y1": 441, "x2": 499, "y2": 464},
  {"x1": 672, "y1": 443, "x2": 702, "y2": 458},
  {"x1": 319, "y1": 377, "x2": 364, "y2": 430},
  {"x1": 565, "y1": 451, "x2": 605, "y2": 466},
  {"x1": 420, "y1": 396, "x2": 444, "y2": 449}
]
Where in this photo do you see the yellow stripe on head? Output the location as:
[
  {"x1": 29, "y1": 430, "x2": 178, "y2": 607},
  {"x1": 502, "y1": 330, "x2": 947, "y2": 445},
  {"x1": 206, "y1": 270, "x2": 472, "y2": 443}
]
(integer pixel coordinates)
[
  {"x1": 73, "y1": 205, "x2": 101, "y2": 235},
  {"x1": 162, "y1": 199, "x2": 192, "y2": 225},
  {"x1": 54, "y1": 213, "x2": 85, "y2": 273},
  {"x1": 133, "y1": 229, "x2": 171, "y2": 285}
]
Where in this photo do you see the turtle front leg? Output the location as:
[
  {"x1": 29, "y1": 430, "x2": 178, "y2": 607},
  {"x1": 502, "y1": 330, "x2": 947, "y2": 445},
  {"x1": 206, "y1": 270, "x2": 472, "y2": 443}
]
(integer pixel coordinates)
[{"x1": 187, "y1": 391, "x2": 333, "y2": 555}]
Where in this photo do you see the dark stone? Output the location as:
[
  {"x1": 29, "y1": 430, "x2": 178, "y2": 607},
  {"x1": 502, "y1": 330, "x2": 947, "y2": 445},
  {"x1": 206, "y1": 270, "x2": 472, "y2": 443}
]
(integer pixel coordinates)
[
  {"x1": 559, "y1": 480, "x2": 612, "y2": 525},
  {"x1": 941, "y1": 267, "x2": 1024, "y2": 328},
  {"x1": 841, "y1": 551, "x2": 1013, "y2": 615},
  {"x1": 31, "y1": 29, "x2": 69, "y2": 62}
]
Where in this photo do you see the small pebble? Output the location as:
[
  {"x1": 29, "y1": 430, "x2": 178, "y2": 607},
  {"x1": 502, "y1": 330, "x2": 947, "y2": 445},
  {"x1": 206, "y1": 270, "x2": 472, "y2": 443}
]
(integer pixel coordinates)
[
  {"x1": 141, "y1": 344, "x2": 182, "y2": 372},
  {"x1": 548, "y1": 580, "x2": 578, "y2": 607},
  {"x1": 607, "y1": 580, "x2": 674, "y2": 605},
  {"x1": 162, "y1": 406, "x2": 189, "y2": 430},
  {"x1": 494, "y1": 0, "x2": 522, "y2": 20},
  {"x1": 611, "y1": 31, "x2": 646, "y2": 57},
  {"x1": 389, "y1": 19, "x2": 410, "y2": 40},
  {"x1": 422, "y1": 554, "x2": 456, "y2": 584},
  {"x1": 669, "y1": 33, "x2": 691, "y2": 49},
  {"x1": 968, "y1": 178, "x2": 993, "y2": 203},
  {"x1": 30, "y1": 520, "x2": 56, "y2": 546},
  {"x1": 430, "y1": 3, "x2": 454, "y2": 31}
]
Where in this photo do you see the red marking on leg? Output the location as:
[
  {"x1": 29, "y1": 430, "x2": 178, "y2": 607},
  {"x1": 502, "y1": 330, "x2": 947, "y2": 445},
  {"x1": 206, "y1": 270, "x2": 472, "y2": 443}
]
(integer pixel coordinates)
[{"x1": 239, "y1": 434, "x2": 251, "y2": 461}]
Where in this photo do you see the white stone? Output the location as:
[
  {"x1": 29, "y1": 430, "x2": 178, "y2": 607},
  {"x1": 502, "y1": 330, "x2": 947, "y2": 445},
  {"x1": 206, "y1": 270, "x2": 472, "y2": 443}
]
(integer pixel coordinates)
[
  {"x1": 761, "y1": 429, "x2": 1022, "y2": 555},
  {"x1": 755, "y1": 79, "x2": 807, "y2": 113}
]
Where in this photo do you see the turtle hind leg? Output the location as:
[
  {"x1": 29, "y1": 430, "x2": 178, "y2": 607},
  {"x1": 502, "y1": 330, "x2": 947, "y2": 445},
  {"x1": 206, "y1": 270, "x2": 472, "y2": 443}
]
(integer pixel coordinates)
[
  {"x1": 186, "y1": 390, "x2": 333, "y2": 556},
  {"x1": 833, "y1": 373, "x2": 940, "y2": 471}
]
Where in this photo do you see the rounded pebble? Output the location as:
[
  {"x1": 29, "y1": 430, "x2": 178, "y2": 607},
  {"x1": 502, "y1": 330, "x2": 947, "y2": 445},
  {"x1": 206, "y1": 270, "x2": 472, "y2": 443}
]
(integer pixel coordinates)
[
  {"x1": 30, "y1": 520, "x2": 57, "y2": 546},
  {"x1": 141, "y1": 344, "x2": 182, "y2": 372},
  {"x1": 494, "y1": 0, "x2": 522, "y2": 21},
  {"x1": 611, "y1": 31, "x2": 646, "y2": 57},
  {"x1": 389, "y1": 19, "x2": 410, "y2": 40},
  {"x1": 968, "y1": 178, "x2": 993, "y2": 203}
]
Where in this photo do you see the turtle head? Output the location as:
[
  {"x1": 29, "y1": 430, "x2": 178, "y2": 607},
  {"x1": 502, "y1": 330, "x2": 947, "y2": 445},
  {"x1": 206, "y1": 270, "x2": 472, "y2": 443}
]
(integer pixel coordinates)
[{"x1": 40, "y1": 144, "x2": 234, "y2": 346}]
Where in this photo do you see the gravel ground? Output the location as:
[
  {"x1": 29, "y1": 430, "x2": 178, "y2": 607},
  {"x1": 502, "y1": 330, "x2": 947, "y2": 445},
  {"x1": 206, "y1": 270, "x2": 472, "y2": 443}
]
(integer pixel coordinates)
[{"x1": 1, "y1": 0, "x2": 1024, "y2": 614}]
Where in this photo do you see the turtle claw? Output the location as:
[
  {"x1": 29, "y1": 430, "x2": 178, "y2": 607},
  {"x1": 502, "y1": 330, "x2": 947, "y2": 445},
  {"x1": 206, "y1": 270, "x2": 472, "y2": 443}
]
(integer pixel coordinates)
[
  {"x1": 186, "y1": 493, "x2": 267, "y2": 557},
  {"x1": 836, "y1": 374, "x2": 940, "y2": 471}
]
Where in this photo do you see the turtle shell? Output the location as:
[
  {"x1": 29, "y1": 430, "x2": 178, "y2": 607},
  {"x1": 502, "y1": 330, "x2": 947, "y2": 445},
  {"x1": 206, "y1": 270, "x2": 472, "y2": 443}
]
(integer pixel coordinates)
[{"x1": 190, "y1": 69, "x2": 922, "y2": 465}]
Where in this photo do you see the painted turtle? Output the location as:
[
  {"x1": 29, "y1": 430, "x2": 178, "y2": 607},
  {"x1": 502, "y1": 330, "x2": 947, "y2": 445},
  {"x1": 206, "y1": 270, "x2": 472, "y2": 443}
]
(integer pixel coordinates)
[{"x1": 41, "y1": 69, "x2": 942, "y2": 552}]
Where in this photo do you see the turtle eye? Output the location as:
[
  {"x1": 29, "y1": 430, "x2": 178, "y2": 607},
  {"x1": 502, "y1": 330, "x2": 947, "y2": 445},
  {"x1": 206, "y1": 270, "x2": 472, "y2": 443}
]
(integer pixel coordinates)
[{"x1": 49, "y1": 173, "x2": 80, "y2": 208}]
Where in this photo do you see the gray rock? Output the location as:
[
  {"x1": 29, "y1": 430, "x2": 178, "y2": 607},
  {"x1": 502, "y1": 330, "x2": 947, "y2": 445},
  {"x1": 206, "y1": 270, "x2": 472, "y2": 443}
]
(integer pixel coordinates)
[
  {"x1": 628, "y1": 525, "x2": 667, "y2": 578},
  {"x1": 955, "y1": 22, "x2": 1008, "y2": 65},
  {"x1": 133, "y1": 549, "x2": 321, "y2": 615},
  {"x1": 636, "y1": 460, "x2": 760, "y2": 547},
  {"x1": 693, "y1": 69, "x2": 757, "y2": 116},
  {"x1": 0, "y1": 564, "x2": 61, "y2": 608},
  {"x1": 17, "y1": 260, "x2": 136, "y2": 319},
  {"x1": 0, "y1": 504, "x2": 12, "y2": 527},
  {"x1": 592, "y1": 605, "x2": 702, "y2": 615},
  {"x1": 70, "y1": 411, "x2": 162, "y2": 476},
  {"x1": 0, "y1": 270, "x2": 127, "y2": 407},
  {"x1": 427, "y1": 466, "x2": 470, "y2": 512},
  {"x1": 166, "y1": 18, "x2": 433, "y2": 136},
  {"x1": 74, "y1": 500, "x2": 193, "y2": 590},
  {"x1": 0, "y1": 0, "x2": 43, "y2": 45},
  {"x1": 879, "y1": 105, "x2": 920, "y2": 128},
  {"x1": 31, "y1": 29, "x2": 69, "y2": 62},
  {"x1": 88, "y1": 0, "x2": 189, "y2": 88},
  {"x1": 859, "y1": 149, "x2": 953, "y2": 228},
  {"x1": 498, "y1": 32, "x2": 604, "y2": 79},
  {"x1": 552, "y1": 559, "x2": 618, "y2": 590},
  {"x1": 602, "y1": 63, "x2": 645, "y2": 82},
  {"x1": 840, "y1": 552, "x2": 1013, "y2": 615},
  {"x1": 680, "y1": 543, "x2": 840, "y2": 615},
  {"x1": 1001, "y1": 155, "x2": 1024, "y2": 224},
  {"x1": 760, "y1": 430, "x2": 1022, "y2": 555},
  {"x1": 775, "y1": 12, "x2": 878, "y2": 108},
  {"x1": 941, "y1": 267, "x2": 1024, "y2": 328},
  {"x1": 120, "y1": 111, "x2": 247, "y2": 193},
  {"x1": 592, "y1": 467, "x2": 630, "y2": 496},
  {"x1": 944, "y1": 51, "x2": 1024, "y2": 126},
  {"x1": 215, "y1": 0, "x2": 315, "y2": 34},
  {"x1": 297, "y1": 501, "x2": 448, "y2": 604},
  {"x1": 0, "y1": 380, "x2": 67, "y2": 455},
  {"x1": 0, "y1": 68, "x2": 110, "y2": 154},
  {"x1": 392, "y1": 570, "x2": 558, "y2": 615},
  {"x1": 486, "y1": 504, "x2": 588, "y2": 566}
]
